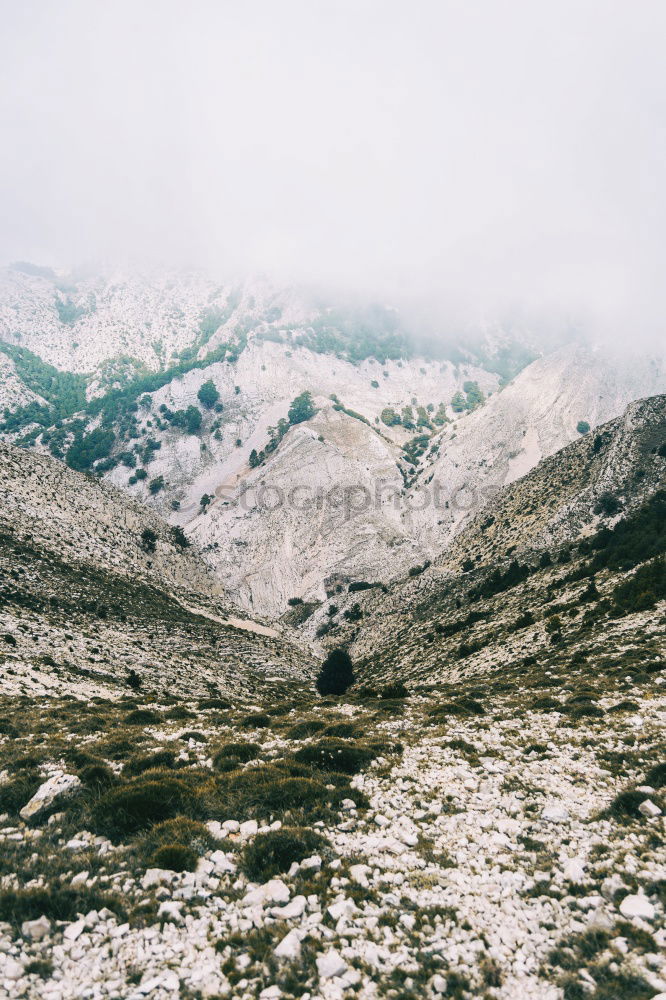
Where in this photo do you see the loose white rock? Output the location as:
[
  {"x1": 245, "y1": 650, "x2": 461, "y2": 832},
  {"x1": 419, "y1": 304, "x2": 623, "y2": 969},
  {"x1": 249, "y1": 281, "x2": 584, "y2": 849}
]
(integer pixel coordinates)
[
  {"x1": 619, "y1": 894, "x2": 656, "y2": 920},
  {"x1": 20, "y1": 772, "x2": 81, "y2": 822},
  {"x1": 317, "y1": 950, "x2": 348, "y2": 979}
]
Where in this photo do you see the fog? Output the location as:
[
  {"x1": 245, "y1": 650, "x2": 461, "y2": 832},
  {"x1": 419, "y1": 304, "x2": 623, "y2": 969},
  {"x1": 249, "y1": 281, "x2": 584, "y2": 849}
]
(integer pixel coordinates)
[{"x1": 2, "y1": 0, "x2": 665, "y2": 346}]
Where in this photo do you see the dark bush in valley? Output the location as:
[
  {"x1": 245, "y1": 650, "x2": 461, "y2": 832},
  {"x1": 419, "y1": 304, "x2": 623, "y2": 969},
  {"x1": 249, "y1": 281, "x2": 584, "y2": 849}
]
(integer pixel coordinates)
[
  {"x1": 240, "y1": 826, "x2": 327, "y2": 881},
  {"x1": 213, "y1": 743, "x2": 261, "y2": 767},
  {"x1": 286, "y1": 720, "x2": 327, "y2": 739},
  {"x1": 91, "y1": 776, "x2": 200, "y2": 840},
  {"x1": 380, "y1": 682, "x2": 409, "y2": 699},
  {"x1": 124, "y1": 750, "x2": 177, "y2": 776},
  {"x1": 125, "y1": 708, "x2": 161, "y2": 725},
  {"x1": 316, "y1": 648, "x2": 354, "y2": 696}
]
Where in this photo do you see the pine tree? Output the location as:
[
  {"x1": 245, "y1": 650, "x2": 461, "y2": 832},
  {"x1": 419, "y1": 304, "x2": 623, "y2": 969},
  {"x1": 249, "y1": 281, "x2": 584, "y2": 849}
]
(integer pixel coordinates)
[{"x1": 316, "y1": 648, "x2": 354, "y2": 695}]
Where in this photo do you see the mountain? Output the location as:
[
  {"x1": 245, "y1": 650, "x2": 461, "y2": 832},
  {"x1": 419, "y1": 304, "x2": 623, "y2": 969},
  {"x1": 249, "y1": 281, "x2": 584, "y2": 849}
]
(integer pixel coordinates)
[
  {"x1": 1, "y1": 266, "x2": 664, "y2": 621},
  {"x1": 0, "y1": 386, "x2": 664, "y2": 1000},
  {"x1": 0, "y1": 440, "x2": 316, "y2": 701},
  {"x1": 291, "y1": 393, "x2": 665, "y2": 678}
]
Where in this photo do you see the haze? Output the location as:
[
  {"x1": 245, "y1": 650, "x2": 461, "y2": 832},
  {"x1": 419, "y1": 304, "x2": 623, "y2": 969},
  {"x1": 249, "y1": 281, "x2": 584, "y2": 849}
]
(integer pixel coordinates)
[{"x1": 2, "y1": 0, "x2": 665, "y2": 346}]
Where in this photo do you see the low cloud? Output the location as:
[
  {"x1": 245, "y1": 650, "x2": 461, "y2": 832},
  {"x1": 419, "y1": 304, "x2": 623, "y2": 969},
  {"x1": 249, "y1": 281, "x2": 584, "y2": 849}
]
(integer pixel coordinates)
[{"x1": 1, "y1": 0, "x2": 665, "y2": 348}]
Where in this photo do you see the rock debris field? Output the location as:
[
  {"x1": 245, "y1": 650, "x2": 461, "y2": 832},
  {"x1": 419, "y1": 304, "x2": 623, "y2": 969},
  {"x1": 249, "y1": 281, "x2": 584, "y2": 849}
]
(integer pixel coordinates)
[{"x1": 0, "y1": 650, "x2": 664, "y2": 1000}]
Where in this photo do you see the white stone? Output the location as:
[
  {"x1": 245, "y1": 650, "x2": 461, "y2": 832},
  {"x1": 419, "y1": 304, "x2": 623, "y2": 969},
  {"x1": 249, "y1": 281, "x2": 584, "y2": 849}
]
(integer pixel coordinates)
[
  {"x1": 210, "y1": 850, "x2": 236, "y2": 873},
  {"x1": 274, "y1": 895, "x2": 306, "y2": 920},
  {"x1": 541, "y1": 804, "x2": 569, "y2": 823},
  {"x1": 141, "y1": 868, "x2": 176, "y2": 889},
  {"x1": 300, "y1": 855, "x2": 322, "y2": 870},
  {"x1": 21, "y1": 915, "x2": 51, "y2": 940},
  {"x1": 274, "y1": 928, "x2": 302, "y2": 960},
  {"x1": 157, "y1": 901, "x2": 184, "y2": 923},
  {"x1": 64, "y1": 918, "x2": 86, "y2": 941},
  {"x1": 619, "y1": 893, "x2": 655, "y2": 920},
  {"x1": 20, "y1": 772, "x2": 81, "y2": 822},
  {"x1": 222, "y1": 820, "x2": 240, "y2": 833},
  {"x1": 349, "y1": 864, "x2": 370, "y2": 886},
  {"x1": 317, "y1": 950, "x2": 348, "y2": 979},
  {"x1": 240, "y1": 820, "x2": 258, "y2": 838},
  {"x1": 259, "y1": 987, "x2": 282, "y2": 1000},
  {"x1": 638, "y1": 799, "x2": 661, "y2": 818},
  {"x1": 562, "y1": 859, "x2": 586, "y2": 883},
  {"x1": 206, "y1": 820, "x2": 227, "y2": 839},
  {"x1": 264, "y1": 879, "x2": 290, "y2": 903},
  {"x1": 70, "y1": 870, "x2": 89, "y2": 887},
  {"x1": 3, "y1": 958, "x2": 23, "y2": 980}
]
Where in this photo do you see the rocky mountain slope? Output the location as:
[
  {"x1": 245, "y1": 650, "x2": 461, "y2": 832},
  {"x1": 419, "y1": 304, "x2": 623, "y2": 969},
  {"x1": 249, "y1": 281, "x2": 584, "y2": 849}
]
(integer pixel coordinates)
[
  {"x1": 0, "y1": 395, "x2": 663, "y2": 1000},
  {"x1": 1, "y1": 266, "x2": 664, "y2": 620},
  {"x1": 0, "y1": 441, "x2": 316, "y2": 702}
]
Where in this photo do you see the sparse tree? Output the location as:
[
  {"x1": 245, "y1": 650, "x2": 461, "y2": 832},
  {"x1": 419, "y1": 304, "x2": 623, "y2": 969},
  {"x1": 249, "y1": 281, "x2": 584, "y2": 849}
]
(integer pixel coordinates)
[{"x1": 316, "y1": 648, "x2": 354, "y2": 695}]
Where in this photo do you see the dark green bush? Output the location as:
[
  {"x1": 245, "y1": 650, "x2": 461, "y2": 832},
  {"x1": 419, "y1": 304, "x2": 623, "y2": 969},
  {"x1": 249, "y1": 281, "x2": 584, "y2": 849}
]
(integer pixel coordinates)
[
  {"x1": 141, "y1": 817, "x2": 216, "y2": 859},
  {"x1": 607, "y1": 789, "x2": 652, "y2": 820},
  {"x1": 125, "y1": 709, "x2": 161, "y2": 726},
  {"x1": 241, "y1": 713, "x2": 271, "y2": 729},
  {"x1": 294, "y1": 739, "x2": 375, "y2": 775},
  {"x1": 316, "y1": 648, "x2": 354, "y2": 696},
  {"x1": 124, "y1": 750, "x2": 177, "y2": 776},
  {"x1": 78, "y1": 764, "x2": 117, "y2": 790},
  {"x1": 240, "y1": 826, "x2": 327, "y2": 881},
  {"x1": 645, "y1": 762, "x2": 666, "y2": 788},
  {"x1": 380, "y1": 682, "x2": 409, "y2": 699},
  {"x1": 91, "y1": 776, "x2": 199, "y2": 841},
  {"x1": 0, "y1": 887, "x2": 125, "y2": 928},
  {"x1": 0, "y1": 771, "x2": 42, "y2": 815},
  {"x1": 213, "y1": 743, "x2": 261, "y2": 767},
  {"x1": 286, "y1": 720, "x2": 326, "y2": 739},
  {"x1": 150, "y1": 844, "x2": 199, "y2": 872},
  {"x1": 322, "y1": 722, "x2": 358, "y2": 738}
]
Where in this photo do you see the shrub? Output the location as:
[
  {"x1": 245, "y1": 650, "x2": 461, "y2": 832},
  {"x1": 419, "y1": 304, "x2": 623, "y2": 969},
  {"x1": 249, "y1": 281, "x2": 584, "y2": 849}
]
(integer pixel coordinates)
[
  {"x1": 148, "y1": 476, "x2": 165, "y2": 495},
  {"x1": 322, "y1": 722, "x2": 357, "y2": 738},
  {"x1": 127, "y1": 670, "x2": 141, "y2": 690},
  {"x1": 221, "y1": 768, "x2": 326, "y2": 818},
  {"x1": 141, "y1": 817, "x2": 217, "y2": 857},
  {"x1": 140, "y1": 528, "x2": 157, "y2": 553},
  {"x1": 213, "y1": 743, "x2": 261, "y2": 767},
  {"x1": 165, "y1": 706, "x2": 196, "y2": 721},
  {"x1": 198, "y1": 697, "x2": 231, "y2": 710},
  {"x1": 79, "y1": 764, "x2": 117, "y2": 790},
  {"x1": 577, "y1": 420, "x2": 590, "y2": 434},
  {"x1": 124, "y1": 750, "x2": 177, "y2": 776},
  {"x1": 286, "y1": 720, "x2": 326, "y2": 740},
  {"x1": 0, "y1": 771, "x2": 42, "y2": 815},
  {"x1": 613, "y1": 556, "x2": 665, "y2": 612},
  {"x1": 240, "y1": 826, "x2": 327, "y2": 881},
  {"x1": 316, "y1": 648, "x2": 354, "y2": 696},
  {"x1": 150, "y1": 844, "x2": 199, "y2": 872},
  {"x1": 294, "y1": 739, "x2": 375, "y2": 774},
  {"x1": 288, "y1": 391, "x2": 316, "y2": 425},
  {"x1": 241, "y1": 713, "x2": 271, "y2": 729},
  {"x1": 124, "y1": 708, "x2": 161, "y2": 726},
  {"x1": 197, "y1": 380, "x2": 220, "y2": 409},
  {"x1": 595, "y1": 492, "x2": 622, "y2": 516},
  {"x1": 0, "y1": 887, "x2": 125, "y2": 928},
  {"x1": 91, "y1": 777, "x2": 199, "y2": 841},
  {"x1": 607, "y1": 789, "x2": 653, "y2": 821},
  {"x1": 380, "y1": 682, "x2": 409, "y2": 699},
  {"x1": 171, "y1": 526, "x2": 190, "y2": 549},
  {"x1": 645, "y1": 762, "x2": 666, "y2": 789}
]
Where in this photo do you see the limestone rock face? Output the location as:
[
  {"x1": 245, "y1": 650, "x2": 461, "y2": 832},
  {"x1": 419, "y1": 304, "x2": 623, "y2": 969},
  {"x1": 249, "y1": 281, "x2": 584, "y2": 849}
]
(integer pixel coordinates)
[{"x1": 1, "y1": 266, "x2": 664, "y2": 620}]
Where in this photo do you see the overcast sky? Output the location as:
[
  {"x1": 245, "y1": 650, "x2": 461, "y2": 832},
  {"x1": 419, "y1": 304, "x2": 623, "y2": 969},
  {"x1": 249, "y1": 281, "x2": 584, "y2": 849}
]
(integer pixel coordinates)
[{"x1": 1, "y1": 1, "x2": 665, "y2": 344}]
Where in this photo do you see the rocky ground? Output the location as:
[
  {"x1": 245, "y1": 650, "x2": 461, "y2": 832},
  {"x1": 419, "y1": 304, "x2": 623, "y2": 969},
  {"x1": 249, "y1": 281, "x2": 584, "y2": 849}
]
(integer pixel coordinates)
[{"x1": 0, "y1": 639, "x2": 664, "y2": 1000}]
